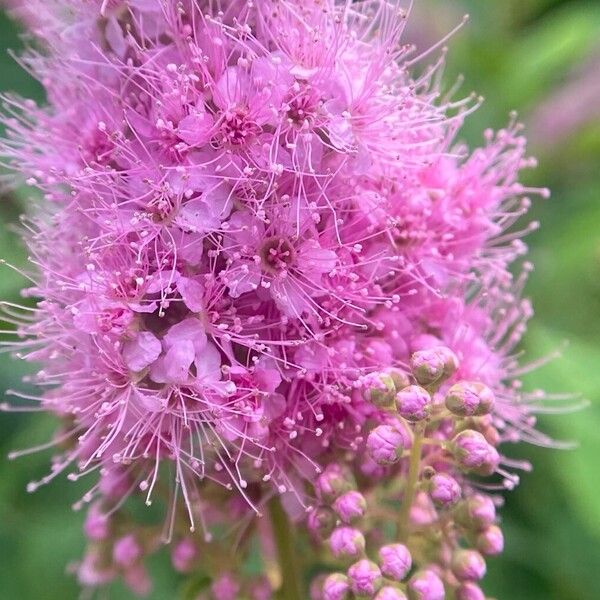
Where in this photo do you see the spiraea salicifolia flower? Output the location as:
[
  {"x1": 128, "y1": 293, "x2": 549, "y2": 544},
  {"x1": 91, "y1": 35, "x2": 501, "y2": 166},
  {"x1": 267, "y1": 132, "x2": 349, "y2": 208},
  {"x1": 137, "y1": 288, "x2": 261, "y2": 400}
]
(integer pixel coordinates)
[{"x1": 0, "y1": 1, "x2": 561, "y2": 597}]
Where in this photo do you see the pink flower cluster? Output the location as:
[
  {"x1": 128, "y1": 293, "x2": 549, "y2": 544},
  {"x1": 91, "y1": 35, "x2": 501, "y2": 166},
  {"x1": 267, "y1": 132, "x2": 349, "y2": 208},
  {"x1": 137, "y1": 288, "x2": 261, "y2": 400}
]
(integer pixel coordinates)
[{"x1": 0, "y1": 1, "x2": 553, "y2": 597}]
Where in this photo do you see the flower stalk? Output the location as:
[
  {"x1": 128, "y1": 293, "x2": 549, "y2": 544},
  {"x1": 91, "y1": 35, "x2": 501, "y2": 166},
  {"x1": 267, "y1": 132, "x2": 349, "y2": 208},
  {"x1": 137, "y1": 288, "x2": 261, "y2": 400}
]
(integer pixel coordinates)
[
  {"x1": 268, "y1": 495, "x2": 303, "y2": 600},
  {"x1": 398, "y1": 424, "x2": 425, "y2": 540}
]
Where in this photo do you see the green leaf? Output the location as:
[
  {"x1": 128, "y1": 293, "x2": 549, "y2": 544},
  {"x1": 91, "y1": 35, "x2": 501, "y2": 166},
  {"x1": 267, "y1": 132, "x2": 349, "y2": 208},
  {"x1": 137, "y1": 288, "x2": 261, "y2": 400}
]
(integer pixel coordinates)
[{"x1": 523, "y1": 325, "x2": 600, "y2": 538}]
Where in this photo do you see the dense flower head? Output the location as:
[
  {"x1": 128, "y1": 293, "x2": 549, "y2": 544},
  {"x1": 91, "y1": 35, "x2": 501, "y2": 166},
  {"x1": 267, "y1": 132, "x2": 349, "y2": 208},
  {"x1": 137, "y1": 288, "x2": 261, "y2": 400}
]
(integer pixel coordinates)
[{"x1": 0, "y1": 0, "x2": 556, "y2": 597}]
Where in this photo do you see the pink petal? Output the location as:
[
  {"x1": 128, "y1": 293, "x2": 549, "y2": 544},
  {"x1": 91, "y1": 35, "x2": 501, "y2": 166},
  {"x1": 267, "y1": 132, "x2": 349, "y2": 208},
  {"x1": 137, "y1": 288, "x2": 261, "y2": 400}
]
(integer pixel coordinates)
[
  {"x1": 294, "y1": 342, "x2": 330, "y2": 372},
  {"x1": 176, "y1": 199, "x2": 220, "y2": 233},
  {"x1": 152, "y1": 340, "x2": 195, "y2": 384},
  {"x1": 163, "y1": 318, "x2": 207, "y2": 353},
  {"x1": 225, "y1": 261, "x2": 262, "y2": 298},
  {"x1": 214, "y1": 66, "x2": 250, "y2": 109},
  {"x1": 177, "y1": 112, "x2": 214, "y2": 146},
  {"x1": 133, "y1": 388, "x2": 165, "y2": 412},
  {"x1": 122, "y1": 332, "x2": 161, "y2": 372},
  {"x1": 263, "y1": 392, "x2": 286, "y2": 419},
  {"x1": 177, "y1": 277, "x2": 204, "y2": 312},
  {"x1": 297, "y1": 241, "x2": 337, "y2": 274},
  {"x1": 194, "y1": 343, "x2": 222, "y2": 382},
  {"x1": 254, "y1": 359, "x2": 282, "y2": 392},
  {"x1": 271, "y1": 278, "x2": 309, "y2": 317}
]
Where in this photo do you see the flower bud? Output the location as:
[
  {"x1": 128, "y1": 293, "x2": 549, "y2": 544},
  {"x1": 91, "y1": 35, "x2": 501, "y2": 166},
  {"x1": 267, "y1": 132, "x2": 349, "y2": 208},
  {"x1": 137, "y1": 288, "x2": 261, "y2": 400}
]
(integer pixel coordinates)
[
  {"x1": 363, "y1": 372, "x2": 397, "y2": 409},
  {"x1": 347, "y1": 559, "x2": 383, "y2": 598},
  {"x1": 375, "y1": 587, "x2": 408, "y2": 600},
  {"x1": 77, "y1": 548, "x2": 115, "y2": 587},
  {"x1": 322, "y1": 573, "x2": 351, "y2": 600},
  {"x1": 411, "y1": 490, "x2": 438, "y2": 527},
  {"x1": 84, "y1": 503, "x2": 110, "y2": 541},
  {"x1": 99, "y1": 467, "x2": 131, "y2": 500},
  {"x1": 395, "y1": 385, "x2": 432, "y2": 421},
  {"x1": 411, "y1": 346, "x2": 458, "y2": 386},
  {"x1": 383, "y1": 414, "x2": 414, "y2": 449},
  {"x1": 367, "y1": 425, "x2": 404, "y2": 465},
  {"x1": 451, "y1": 430, "x2": 500, "y2": 476},
  {"x1": 333, "y1": 491, "x2": 367, "y2": 524},
  {"x1": 123, "y1": 563, "x2": 151, "y2": 596},
  {"x1": 316, "y1": 463, "x2": 356, "y2": 502},
  {"x1": 171, "y1": 538, "x2": 198, "y2": 573},
  {"x1": 329, "y1": 526, "x2": 366, "y2": 560},
  {"x1": 476, "y1": 525, "x2": 504, "y2": 556},
  {"x1": 311, "y1": 575, "x2": 327, "y2": 600},
  {"x1": 378, "y1": 543, "x2": 412, "y2": 581},
  {"x1": 445, "y1": 382, "x2": 495, "y2": 417},
  {"x1": 407, "y1": 569, "x2": 446, "y2": 600},
  {"x1": 388, "y1": 368, "x2": 411, "y2": 391},
  {"x1": 211, "y1": 573, "x2": 240, "y2": 600},
  {"x1": 451, "y1": 550, "x2": 486, "y2": 582},
  {"x1": 249, "y1": 577, "x2": 273, "y2": 600},
  {"x1": 456, "y1": 582, "x2": 485, "y2": 600},
  {"x1": 308, "y1": 506, "x2": 337, "y2": 540},
  {"x1": 455, "y1": 494, "x2": 496, "y2": 530},
  {"x1": 428, "y1": 473, "x2": 461, "y2": 509},
  {"x1": 112, "y1": 534, "x2": 141, "y2": 568},
  {"x1": 481, "y1": 424, "x2": 501, "y2": 447}
]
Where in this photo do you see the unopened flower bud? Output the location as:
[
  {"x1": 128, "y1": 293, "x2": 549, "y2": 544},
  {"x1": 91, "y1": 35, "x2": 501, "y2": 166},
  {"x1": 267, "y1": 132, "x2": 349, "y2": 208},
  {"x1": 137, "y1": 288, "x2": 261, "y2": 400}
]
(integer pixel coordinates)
[
  {"x1": 112, "y1": 534, "x2": 141, "y2": 568},
  {"x1": 451, "y1": 550, "x2": 486, "y2": 581},
  {"x1": 378, "y1": 543, "x2": 412, "y2": 581},
  {"x1": 388, "y1": 368, "x2": 411, "y2": 391},
  {"x1": 211, "y1": 573, "x2": 240, "y2": 600},
  {"x1": 311, "y1": 575, "x2": 327, "y2": 600},
  {"x1": 383, "y1": 415, "x2": 414, "y2": 449},
  {"x1": 411, "y1": 346, "x2": 458, "y2": 386},
  {"x1": 481, "y1": 424, "x2": 501, "y2": 447},
  {"x1": 407, "y1": 569, "x2": 446, "y2": 600},
  {"x1": 347, "y1": 559, "x2": 383, "y2": 598},
  {"x1": 329, "y1": 526, "x2": 366, "y2": 559},
  {"x1": 411, "y1": 490, "x2": 438, "y2": 527},
  {"x1": 123, "y1": 563, "x2": 151, "y2": 596},
  {"x1": 334, "y1": 491, "x2": 367, "y2": 524},
  {"x1": 455, "y1": 494, "x2": 496, "y2": 530},
  {"x1": 451, "y1": 430, "x2": 500, "y2": 476},
  {"x1": 316, "y1": 463, "x2": 356, "y2": 502},
  {"x1": 171, "y1": 538, "x2": 198, "y2": 573},
  {"x1": 428, "y1": 473, "x2": 461, "y2": 509},
  {"x1": 476, "y1": 525, "x2": 504, "y2": 555},
  {"x1": 367, "y1": 425, "x2": 404, "y2": 465},
  {"x1": 364, "y1": 372, "x2": 397, "y2": 409},
  {"x1": 308, "y1": 506, "x2": 337, "y2": 539},
  {"x1": 323, "y1": 573, "x2": 351, "y2": 600},
  {"x1": 84, "y1": 503, "x2": 110, "y2": 541},
  {"x1": 77, "y1": 548, "x2": 114, "y2": 587},
  {"x1": 456, "y1": 582, "x2": 485, "y2": 600},
  {"x1": 249, "y1": 577, "x2": 273, "y2": 600},
  {"x1": 395, "y1": 385, "x2": 432, "y2": 421},
  {"x1": 375, "y1": 586, "x2": 408, "y2": 600},
  {"x1": 99, "y1": 467, "x2": 131, "y2": 500},
  {"x1": 445, "y1": 382, "x2": 495, "y2": 417}
]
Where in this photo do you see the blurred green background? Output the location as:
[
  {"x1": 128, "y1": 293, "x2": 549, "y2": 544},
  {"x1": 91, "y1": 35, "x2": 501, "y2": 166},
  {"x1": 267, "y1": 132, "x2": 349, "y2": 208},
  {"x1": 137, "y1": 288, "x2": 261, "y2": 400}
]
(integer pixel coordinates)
[{"x1": 0, "y1": 1, "x2": 599, "y2": 598}]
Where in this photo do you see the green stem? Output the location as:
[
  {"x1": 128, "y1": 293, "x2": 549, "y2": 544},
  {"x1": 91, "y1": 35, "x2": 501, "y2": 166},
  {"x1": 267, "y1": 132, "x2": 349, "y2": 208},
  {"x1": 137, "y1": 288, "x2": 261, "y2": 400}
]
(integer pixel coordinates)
[
  {"x1": 398, "y1": 424, "x2": 425, "y2": 540},
  {"x1": 268, "y1": 495, "x2": 303, "y2": 600}
]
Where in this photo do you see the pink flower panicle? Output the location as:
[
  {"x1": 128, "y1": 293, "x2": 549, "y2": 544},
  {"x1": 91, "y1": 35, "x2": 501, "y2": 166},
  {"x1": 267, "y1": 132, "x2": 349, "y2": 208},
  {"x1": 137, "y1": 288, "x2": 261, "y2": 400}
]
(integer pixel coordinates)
[{"x1": 0, "y1": 1, "x2": 558, "y2": 597}]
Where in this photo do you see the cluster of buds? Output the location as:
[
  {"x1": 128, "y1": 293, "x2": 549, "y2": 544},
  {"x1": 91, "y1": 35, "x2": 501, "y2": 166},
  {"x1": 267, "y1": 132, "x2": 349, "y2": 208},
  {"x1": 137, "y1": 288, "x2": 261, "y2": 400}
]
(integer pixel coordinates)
[
  {"x1": 311, "y1": 347, "x2": 505, "y2": 600},
  {"x1": 79, "y1": 502, "x2": 156, "y2": 595},
  {"x1": 78, "y1": 486, "x2": 274, "y2": 599}
]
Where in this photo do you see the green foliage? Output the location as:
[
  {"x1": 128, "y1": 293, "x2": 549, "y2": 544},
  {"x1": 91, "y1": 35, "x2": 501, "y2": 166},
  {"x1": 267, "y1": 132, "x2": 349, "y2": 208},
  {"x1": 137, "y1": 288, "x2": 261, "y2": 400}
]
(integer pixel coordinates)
[{"x1": 0, "y1": 1, "x2": 599, "y2": 598}]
